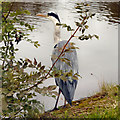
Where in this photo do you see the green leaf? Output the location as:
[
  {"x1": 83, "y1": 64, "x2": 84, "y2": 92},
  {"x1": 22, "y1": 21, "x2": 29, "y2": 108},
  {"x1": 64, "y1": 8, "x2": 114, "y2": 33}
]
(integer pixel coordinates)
[
  {"x1": 60, "y1": 76, "x2": 67, "y2": 81},
  {"x1": 85, "y1": 25, "x2": 89, "y2": 29},
  {"x1": 94, "y1": 35, "x2": 99, "y2": 39},
  {"x1": 75, "y1": 6, "x2": 82, "y2": 9},
  {"x1": 20, "y1": 21, "x2": 25, "y2": 26},
  {"x1": 23, "y1": 62, "x2": 28, "y2": 68},
  {"x1": 77, "y1": 11, "x2": 83, "y2": 13},
  {"x1": 82, "y1": 28, "x2": 85, "y2": 34},
  {"x1": 67, "y1": 26, "x2": 74, "y2": 31},
  {"x1": 28, "y1": 64, "x2": 34, "y2": 68},
  {"x1": 64, "y1": 71, "x2": 73, "y2": 77},
  {"x1": 54, "y1": 73, "x2": 60, "y2": 77},
  {"x1": 65, "y1": 61, "x2": 71, "y2": 67},
  {"x1": 48, "y1": 85, "x2": 57, "y2": 91},
  {"x1": 34, "y1": 108, "x2": 39, "y2": 113},
  {"x1": 70, "y1": 42, "x2": 75, "y2": 46},
  {"x1": 34, "y1": 58, "x2": 37, "y2": 65},
  {"x1": 27, "y1": 93, "x2": 33, "y2": 98},
  {"x1": 56, "y1": 23, "x2": 62, "y2": 26},
  {"x1": 62, "y1": 24, "x2": 68, "y2": 27},
  {"x1": 18, "y1": 61, "x2": 22, "y2": 65},
  {"x1": 63, "y1": 58, "x2": 70, "y2": 62},
  {"x1": 24, "y1": 10, "x2": 31, "y2": 15},
  {"x1": 84, "y1": 35, "x2": 89, "y2": 40},
  {"x1": 52, "y1": 95, "x2": 56, "y2": 98},
  {"x1": 40, "y1": 66, "x2": 45, "y2": 71},
  {"x1": 15, "y1": 48, "x2": 19, "y2": 51},
  {"x1": 83, "y1": 21, "x2": 87, "y2": 25},
  {"x1": 26, "y1": 58, "x2": 32, "y2": 64},
  {"x1": 59, "y1": 58, "x2": 71, "y2": 67},
  {"x1": 80, "y1": 15, "x2": 84, "y2": 19},
  {"x1": 72, "y1": 75, "x2": 79, "y2": 80},
  {"x1": 75, "y1": 22, "x2": 82, "y2": 27},
  {"x1": 64, "y1": 48, "x2": 73, "y2": 53},
  {"x1": 90, "y1": 13, "x2": 96, "y2": 18},
  {"x1": 88, "y1": 34, "x2": 93, "y2": 39},
  {"x1": 70, "y1": 46, "x2": 79, "y2": 49},
  {"x1": 74, "y1": 73, "x2": 82, "y2": 78},
  {"x1": 37, "y1": 62, "x2": 41, "y2": 68},
  {"x1": 25, "y1": 23, "x2": 29, "y2": 27}
]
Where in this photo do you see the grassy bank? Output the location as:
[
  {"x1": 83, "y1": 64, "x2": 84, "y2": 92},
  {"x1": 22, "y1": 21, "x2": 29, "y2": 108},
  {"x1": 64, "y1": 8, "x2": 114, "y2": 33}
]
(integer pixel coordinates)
[{"x1": 40, "y1": 83, "x2": 119, "y2": 119}]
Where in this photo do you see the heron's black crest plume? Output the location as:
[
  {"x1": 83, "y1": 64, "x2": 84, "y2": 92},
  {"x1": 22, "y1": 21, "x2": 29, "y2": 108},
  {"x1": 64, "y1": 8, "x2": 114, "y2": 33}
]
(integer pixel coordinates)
[{"x1": 48, "y1": 12, "x2": 60, "y2": 23}]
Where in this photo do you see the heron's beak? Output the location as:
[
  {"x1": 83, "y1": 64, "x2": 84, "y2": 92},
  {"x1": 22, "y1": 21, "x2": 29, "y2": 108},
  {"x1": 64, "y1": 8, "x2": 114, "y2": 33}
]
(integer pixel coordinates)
[{"x1": 36, "y1": 13, "x2": 48, "y2": 18}]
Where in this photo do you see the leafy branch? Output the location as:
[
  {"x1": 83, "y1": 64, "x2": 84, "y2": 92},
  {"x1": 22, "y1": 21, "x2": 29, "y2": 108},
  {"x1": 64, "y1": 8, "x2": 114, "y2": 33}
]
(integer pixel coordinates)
[
  {"x1": 21, "y1": 16, "x2": 86, "y2": 92},
  {"x1": 1, "y1": 2, "x2": 99, "y2": 118}
]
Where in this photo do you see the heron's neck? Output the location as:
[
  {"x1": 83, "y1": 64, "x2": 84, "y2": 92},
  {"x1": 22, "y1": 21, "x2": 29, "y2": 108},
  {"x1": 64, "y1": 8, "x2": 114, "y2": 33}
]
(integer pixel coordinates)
[{"x1": 54, "y1": 24, "x2": 61, "y2": 45}]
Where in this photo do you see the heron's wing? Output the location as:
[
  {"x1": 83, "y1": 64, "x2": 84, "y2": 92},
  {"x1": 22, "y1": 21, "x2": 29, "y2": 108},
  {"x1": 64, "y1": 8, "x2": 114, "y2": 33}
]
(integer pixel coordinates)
[
  {"x1": 51, "y1": 41, "x2": 79, "y2": 73},
  {"x1": 51, "y1": 40, "x2": 79, "y2": 104}
]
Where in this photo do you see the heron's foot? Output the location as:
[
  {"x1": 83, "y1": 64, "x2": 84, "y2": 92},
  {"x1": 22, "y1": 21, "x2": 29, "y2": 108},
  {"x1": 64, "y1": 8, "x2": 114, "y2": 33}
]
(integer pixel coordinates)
[
  {"x1": 52, "y1": 107, "x2": 59, "y2": 111},
  {"x1": 48, "y1": 107, "x2": 59, "y2": 112},
  {"x1": 70, "y1": 102, "x2": 72, "y2": 106}
]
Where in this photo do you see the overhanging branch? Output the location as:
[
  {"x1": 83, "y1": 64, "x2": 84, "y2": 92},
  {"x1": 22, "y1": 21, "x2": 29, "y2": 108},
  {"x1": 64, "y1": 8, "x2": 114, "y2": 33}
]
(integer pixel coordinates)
[{"x1": 21, "y1": 16, "x2": 86, "y2": 92}]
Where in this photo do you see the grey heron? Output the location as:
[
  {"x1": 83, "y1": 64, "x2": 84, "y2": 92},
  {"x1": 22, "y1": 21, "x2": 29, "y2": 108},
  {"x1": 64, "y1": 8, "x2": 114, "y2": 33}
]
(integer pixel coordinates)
[{"x1": 37, "y1": 12, "x2": 79, "y2": 110}]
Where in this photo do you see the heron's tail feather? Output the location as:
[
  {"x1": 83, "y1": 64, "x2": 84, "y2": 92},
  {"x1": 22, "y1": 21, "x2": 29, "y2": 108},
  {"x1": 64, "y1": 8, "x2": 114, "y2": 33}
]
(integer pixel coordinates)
[{"x1": 58, "y1": 79, "x2": 77, "y2": 105}]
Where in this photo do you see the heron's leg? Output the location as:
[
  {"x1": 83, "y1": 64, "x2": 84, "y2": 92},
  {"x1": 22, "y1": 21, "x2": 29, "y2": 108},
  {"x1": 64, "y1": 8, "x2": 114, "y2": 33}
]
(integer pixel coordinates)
[
  {"x1": 54, "y1": 88, "x2": 61, "y2": 110},
  {"x1": 62, "y1": 98, "x2": 67, "y2": 108},
  {"x1": 69, "y1": 101, "x2": 72, "y2": 106},
  {"x1": 64, "y1": 99, "x2": 66, "y2": 106}
]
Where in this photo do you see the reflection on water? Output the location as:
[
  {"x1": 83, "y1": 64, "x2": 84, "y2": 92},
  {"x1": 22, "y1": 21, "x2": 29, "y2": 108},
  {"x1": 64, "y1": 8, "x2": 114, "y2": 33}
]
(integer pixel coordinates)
[
  {"x1": 88, "y1": 2, "x2": 120, "y2": 24},
  {"x1": 11, "y1": 1, "x2": 120, "y2": 24},
  {"x1": 9, "y1": 1, "x2": 119, "y2": 111}
]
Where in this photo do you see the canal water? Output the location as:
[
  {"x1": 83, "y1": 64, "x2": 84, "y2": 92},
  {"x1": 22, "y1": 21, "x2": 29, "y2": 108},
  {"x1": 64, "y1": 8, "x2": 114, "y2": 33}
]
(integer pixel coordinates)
[{"x1": 11, "y1": 1, "x2": 119, "y2": 111}]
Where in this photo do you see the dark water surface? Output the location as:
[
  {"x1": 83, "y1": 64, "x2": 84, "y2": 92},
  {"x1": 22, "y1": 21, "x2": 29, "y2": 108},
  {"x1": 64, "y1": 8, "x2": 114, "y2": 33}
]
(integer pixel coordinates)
[{"x1": 10, "y1": 1, "x2": 119, "y2": 111}]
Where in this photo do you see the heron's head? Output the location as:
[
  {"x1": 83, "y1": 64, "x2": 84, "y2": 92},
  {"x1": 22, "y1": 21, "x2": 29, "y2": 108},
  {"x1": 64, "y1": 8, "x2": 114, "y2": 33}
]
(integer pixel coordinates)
[{"x1": 36, "y1": 12, "x2": 60, "y2": 24}]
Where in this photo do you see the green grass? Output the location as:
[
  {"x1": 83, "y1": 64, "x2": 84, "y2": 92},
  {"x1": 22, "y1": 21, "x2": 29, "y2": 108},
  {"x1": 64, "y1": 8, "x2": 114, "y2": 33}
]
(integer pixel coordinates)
[{"x1": 40, "y1": 83, "x2": 119, "y2": 119}]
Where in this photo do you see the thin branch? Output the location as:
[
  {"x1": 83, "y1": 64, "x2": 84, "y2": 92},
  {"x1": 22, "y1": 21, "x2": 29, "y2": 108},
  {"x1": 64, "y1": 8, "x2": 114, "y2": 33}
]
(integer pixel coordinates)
[
  {"x1": 2, "y1": 3, "x2": 13, "y2": 21},
  {"x1": 21, "y1": 17, "x2": 86, "y2": 92},
  {"x1": 14, "y1": 108, "x2": 23, "y2": 117}
]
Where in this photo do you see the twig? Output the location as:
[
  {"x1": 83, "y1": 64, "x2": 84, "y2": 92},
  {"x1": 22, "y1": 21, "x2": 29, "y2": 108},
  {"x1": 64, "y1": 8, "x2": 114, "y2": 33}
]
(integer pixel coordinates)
[
  {"x1": 2, "y1": 3, "x2": 13, "y2": 21},
  {"x1": 21, "y1": 17, "x2": 86, "y2": 92},
  {"x1": 8, "y1": 108, "x2": 23, "y2": 119}
]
